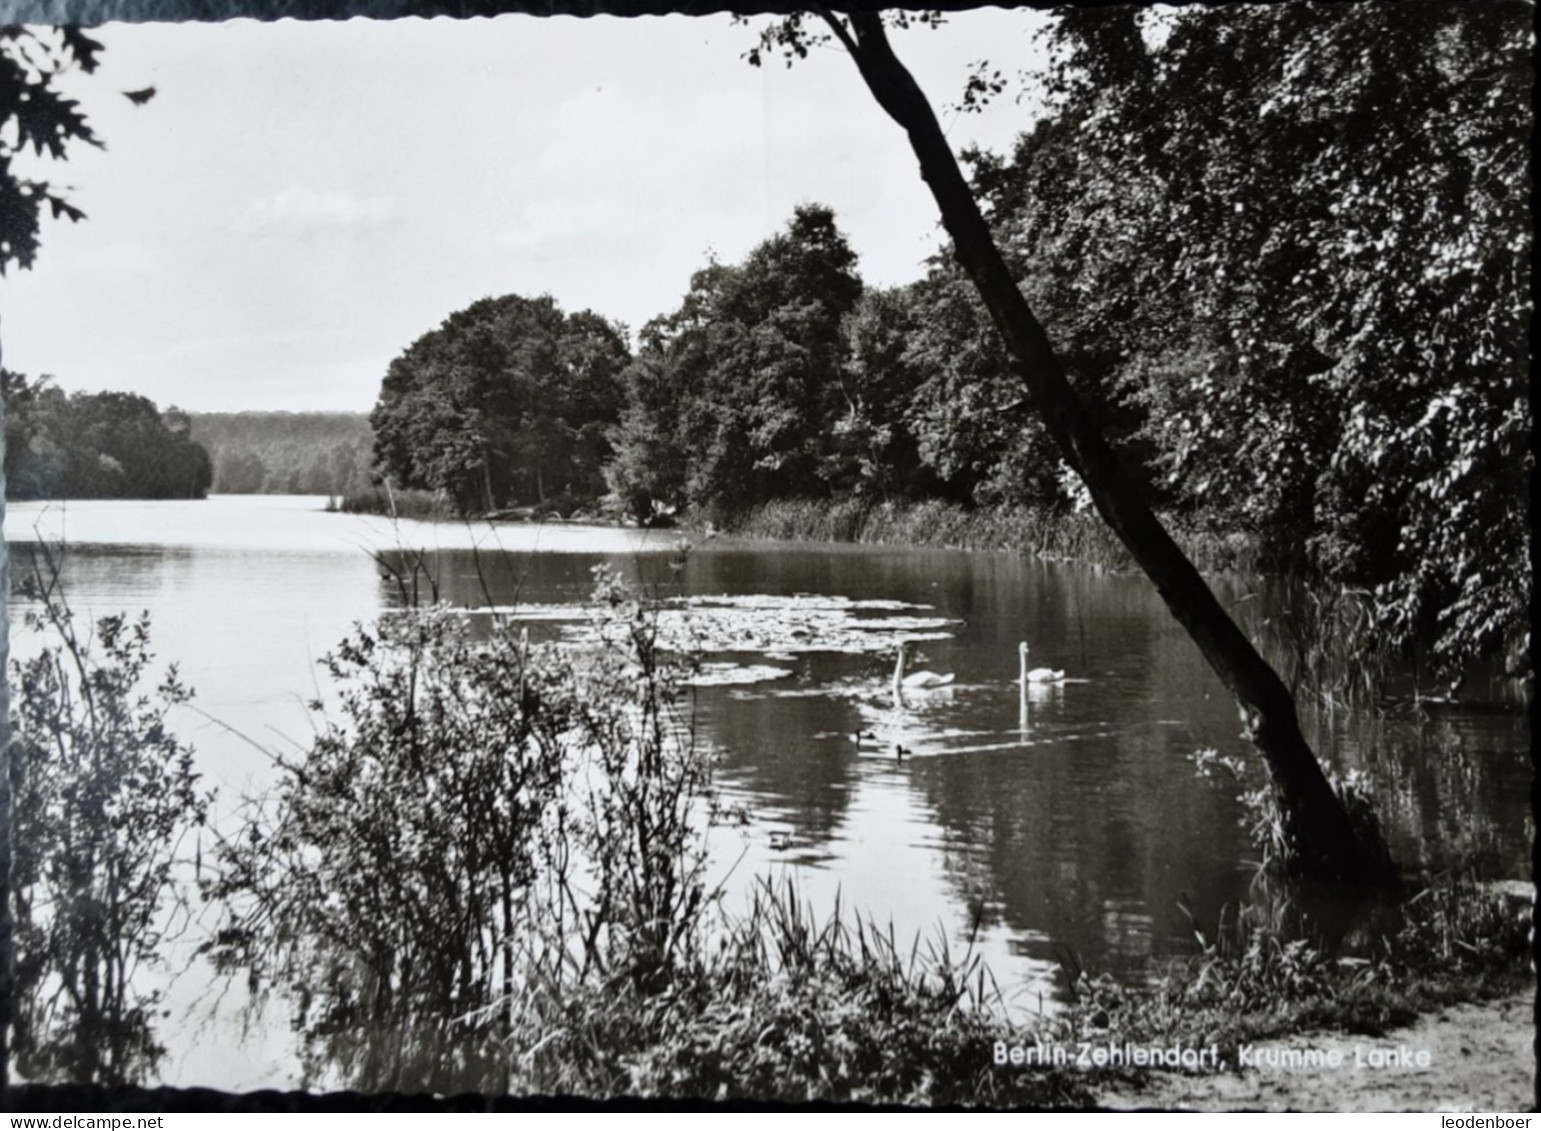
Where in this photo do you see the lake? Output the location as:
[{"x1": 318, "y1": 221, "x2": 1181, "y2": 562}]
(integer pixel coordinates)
[{"x1": 4, "y1": 495, "x2": 1531, "y2": 1090}]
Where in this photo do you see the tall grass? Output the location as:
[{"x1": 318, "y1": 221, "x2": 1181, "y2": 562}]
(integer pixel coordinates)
[
  {"x1": 331, "y1": 484, "x2": 455, "y2": 520},
  {"x1": 201, "y1": 566, "x2": 720, "y2": 1094},
  {"x1": 512, "y1": 876, "x2": 1088, "y2": 1105},
  {"x1": 1236, "y1": 575, "x2": 1405, "y2": 708},
  {"x1": 722, "y1": 498, "x2": 1267, "y2": 576},
  {"x1": 724, "y1": 498, "x2": 1131, "y2": 563},
  {"x1": 1121, "y1": 868, "x2": 1534, "y2": 1055},
  {"x1": 195, "y1": 566, "x2": 1096, "y2": 1102}
]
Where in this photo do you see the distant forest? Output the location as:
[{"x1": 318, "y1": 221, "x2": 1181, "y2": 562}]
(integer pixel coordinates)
[
  {"x1": 0, "y1": 5, "x2": 1523, "y2": 685},
  {"x1": 2, "y1": 371, "x2": 213, "y2": 500},
  {"x1": 186, "y1": 412, "x2": 373, "y2": 497},
  {"x1": 0, "y1": 383, "x2": 373, "y2": 501}
]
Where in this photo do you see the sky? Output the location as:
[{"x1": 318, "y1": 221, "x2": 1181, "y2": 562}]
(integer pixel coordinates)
[{"x1": 1, "y1": 12, "x2": 1053, "y2": 413}]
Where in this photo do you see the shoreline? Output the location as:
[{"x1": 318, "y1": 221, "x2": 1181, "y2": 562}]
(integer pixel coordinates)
[{"x1": 1093, "y1": 987, "x2": 1535, "y2": 1112}]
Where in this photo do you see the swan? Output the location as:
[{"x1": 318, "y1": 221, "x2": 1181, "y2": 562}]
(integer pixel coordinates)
[
  {"x1": 1019, "y1": 641, "x2": 1065, "y2": 685},
  {"x1": 894, "y1": 640, "x2": 955, "y2": 692}
]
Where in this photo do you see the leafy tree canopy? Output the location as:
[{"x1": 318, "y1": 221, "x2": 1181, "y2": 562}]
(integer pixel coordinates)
[
  {"x1": 963, "y1": 1, "x2": 1531, "y2": 679},
  {"x1": 3, "y1": 372, "x2": 213, "y2": 501},
  {"x1": 0, "y1": 26, "x2": 104, "y2": 275},
  {"x1": 606, "y1": 203, "x2": 863, "y2": 520},
  {"x1": 369, "y1": 293, "x2": 631, "y2": 515}
]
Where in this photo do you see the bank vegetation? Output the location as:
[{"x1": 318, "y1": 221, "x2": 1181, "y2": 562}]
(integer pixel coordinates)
[
  {"x1": 356, "y1": 3, "x2": 1528, "y2": 699},
  {"x1": 6, "y1": 560, "x2": 1528, "y2": 1102}
]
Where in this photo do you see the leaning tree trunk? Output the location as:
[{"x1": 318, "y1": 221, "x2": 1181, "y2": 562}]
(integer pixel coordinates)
[
  {"x1": 1, "y1": 324, "x2": 13, "y2": 1087},
  {"x1": 830, "y1": 10, "x2": 1394, "y2": 887}
]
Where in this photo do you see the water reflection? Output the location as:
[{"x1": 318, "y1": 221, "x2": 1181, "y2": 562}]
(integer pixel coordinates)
[
  {"x1": 3, "y1": 497, "x2": 1530, "y2": 1090},
  {"x1": 1303, "y1": 705, "x2": 1531, "y2": 880},
  {"x1": 7, "y1": 560, "x2": 211, "y2": 1088}
]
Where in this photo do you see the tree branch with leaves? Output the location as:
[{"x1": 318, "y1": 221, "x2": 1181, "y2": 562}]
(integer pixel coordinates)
[
  {"x1": 0, "y1": 26, "x2": 107, "y2": 274},
  {"x1": 748, "y1": 8, "x2": 1394, "y2": 887},
  {"x1": 2, "y1": 23, "x2": 159, "y2": 1088}
]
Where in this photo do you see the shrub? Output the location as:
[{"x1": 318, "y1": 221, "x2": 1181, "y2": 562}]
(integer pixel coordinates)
[
  {"x1": 7, "y1": 562, "x2": 211, "y2": 1085},
  {"x1": 518, "y1": 878, "x2": 1089, "y2": 1106},
  {"x1": 202, "y1": 567, "x2": 718, "y2": 1093}
]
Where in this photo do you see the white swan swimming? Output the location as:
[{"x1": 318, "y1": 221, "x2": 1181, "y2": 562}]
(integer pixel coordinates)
[
  {"x1": 1019, "y1": 641, "x2": 1066, "y2": 685},
  {"x1": 894, "y1": 639, "x2": 955, "y2": 692}
]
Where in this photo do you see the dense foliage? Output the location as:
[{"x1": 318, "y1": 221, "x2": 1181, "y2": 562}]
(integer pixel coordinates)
[
  {"x1": 0, "y1": 26, "x2": 102, "y2": 275},
  {"x1": 600, "y1": 209, "x2": 1074, "y2": 520},
  {"x1": 611, "y1": 6, "x2": 1527, "y2": 684},
  {"x1": 3, "y1": 372, "x2": 213, "y2": 500},
  {"x1": 605, "y1": 204, "x2": 863, "y2": 522},
  {"x1": 370, "y1": 294, "x2": 630, "y2": 515},
  {"x1": 186, "y1": 411, "x2": 372, "y2": 496},
  {"x1": 7, "y1": 564, "x2": 210, "y2": 1084},
  {"x1": 359, "y1": 4, "x2": 1527, "y2": 687},
  {"x1": 203, "y1": 570, "x2": 719, "y2": 1092},
  {"x1": 966, "y1": 1, "x2": 1530, "y2": 680}
]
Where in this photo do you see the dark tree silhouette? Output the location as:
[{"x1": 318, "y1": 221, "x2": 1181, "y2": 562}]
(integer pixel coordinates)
[
  {"x1": 1, "y1": 23, "x2": 121, "y2": 1089},
  {"x1": 606, "y1": 204, "x2": 863, "y2": 520},
  {"x1": 370, "y1": 293, "x2": 630, "y2": 515},
  {"x1": 2, "y1": 375, "x2": 214, "y2": 500},
  {"x1": 749, "y1": 10, "x2": 1395, "y2": 886}
]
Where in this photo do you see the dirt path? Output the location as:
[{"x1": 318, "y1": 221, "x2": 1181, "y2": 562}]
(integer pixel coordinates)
[{"x1": 1096, "y1": 989, "x2": 1535, "y2": 1112}]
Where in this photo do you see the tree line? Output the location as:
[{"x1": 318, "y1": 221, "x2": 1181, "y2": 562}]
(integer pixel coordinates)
[
  {"x1": 368, "y1": 3, "x2": 1526, "y2": 686},
  {"x1": 0, "y1": 383, "x2": 376, "y2": 502},
  {"x1": 186, "y1": 411, "x2": 373, "y2": 497},
  {"x1": 2, "y1": 372, "x2": 213, "y2": 501}
]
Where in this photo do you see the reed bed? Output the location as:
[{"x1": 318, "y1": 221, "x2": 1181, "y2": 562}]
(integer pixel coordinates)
[
  {"x1": 1087, "y1": 868, "x2": 1534, "y2": 1060},
  {"x1": 719, "y1": 498, "x2": 1531, "y2": 711},
  {"x1": 330, "y1": 484, "x2": 455, "y2": 519},
  {"x1": 722, "y1": 498, "x2": 1265, "y2": 576},
  {"x1": 507, "y1": 877, "x2": 1090, "y2": 1104}
]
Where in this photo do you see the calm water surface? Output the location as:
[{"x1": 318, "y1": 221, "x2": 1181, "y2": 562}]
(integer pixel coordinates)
[{"x1": 5, "y1": 496, "x2": 1530, "y2": 1089}]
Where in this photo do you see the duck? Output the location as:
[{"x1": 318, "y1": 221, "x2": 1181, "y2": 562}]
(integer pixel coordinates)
[
  {"x1": 894, "y1": 639, "x2": 955, "y2": 692},
  {"x1": 1020, "y1": 641, "x2": 1065, "y2": 685}
]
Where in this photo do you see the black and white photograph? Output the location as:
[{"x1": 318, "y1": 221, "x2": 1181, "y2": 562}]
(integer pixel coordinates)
[{"x1": 0, "y1": 0, "x2": 1532, "y2": 1112}]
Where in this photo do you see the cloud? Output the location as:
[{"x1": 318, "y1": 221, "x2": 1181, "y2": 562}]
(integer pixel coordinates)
[{"x1": 233, "y1": 186, "x2": 396, "y2": 236}]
